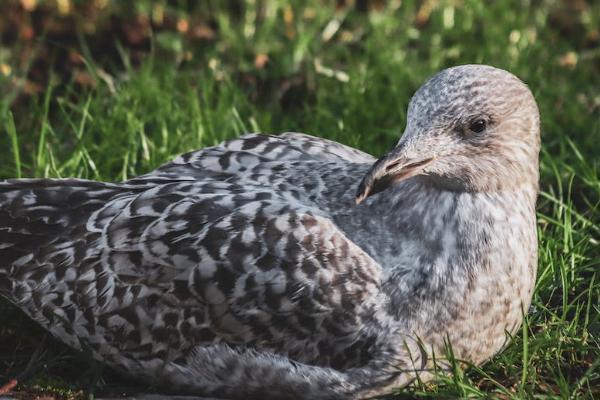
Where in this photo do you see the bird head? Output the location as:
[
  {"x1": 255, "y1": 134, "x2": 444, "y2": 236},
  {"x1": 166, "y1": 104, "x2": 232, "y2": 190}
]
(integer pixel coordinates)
[{"x1": 356, "y1": 64, "x2": 540, "y2": 204}]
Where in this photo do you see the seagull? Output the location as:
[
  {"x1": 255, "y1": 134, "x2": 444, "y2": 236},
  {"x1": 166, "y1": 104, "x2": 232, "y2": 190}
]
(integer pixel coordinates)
[{"x1": 0, "y1": 65, "x2": 540, "y2": 399}]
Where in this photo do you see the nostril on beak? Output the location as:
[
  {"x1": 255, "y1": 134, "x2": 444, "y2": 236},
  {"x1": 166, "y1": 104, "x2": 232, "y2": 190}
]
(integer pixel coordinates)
[
  {"x1": 385, "y1": 161, "x2": 400, "y2": 172},
  {"x1": 403, "y1": 158, "x2": 432, "y2": 170}
]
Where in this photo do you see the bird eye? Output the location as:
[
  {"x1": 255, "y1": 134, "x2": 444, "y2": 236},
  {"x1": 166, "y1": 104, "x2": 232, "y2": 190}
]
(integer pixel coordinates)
[{"x1": 468, "y1": 119, "x2": 487, "y2": 134}]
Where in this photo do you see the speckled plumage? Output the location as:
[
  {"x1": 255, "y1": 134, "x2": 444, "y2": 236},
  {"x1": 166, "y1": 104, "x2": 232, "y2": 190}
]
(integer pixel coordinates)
[{"x1": 0, "y1": 65, "x2": 540, "y2": 399}]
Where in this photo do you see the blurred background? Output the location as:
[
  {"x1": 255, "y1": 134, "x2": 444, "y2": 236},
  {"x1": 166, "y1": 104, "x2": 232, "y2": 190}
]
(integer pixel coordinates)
[
  {"x1": 0, "y1": 1, "x2": 598, "y2": 399},
  {"x1": 0, "y1": 0, "x2": 598, "y2": 160}
]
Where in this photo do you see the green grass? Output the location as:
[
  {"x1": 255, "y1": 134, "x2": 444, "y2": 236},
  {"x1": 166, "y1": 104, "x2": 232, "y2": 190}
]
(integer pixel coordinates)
[{"x1": 0, "y1": 0, "x2": 599, "y2": 398}]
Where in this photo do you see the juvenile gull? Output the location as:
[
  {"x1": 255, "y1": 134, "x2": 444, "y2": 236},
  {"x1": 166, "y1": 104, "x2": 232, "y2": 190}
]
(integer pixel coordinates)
[{"x1": 0, "y1": 65, "x2": 540, "y2": 399}]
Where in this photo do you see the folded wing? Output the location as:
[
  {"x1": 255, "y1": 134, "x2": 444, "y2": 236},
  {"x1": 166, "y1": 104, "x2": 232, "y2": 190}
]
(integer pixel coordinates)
[{"x1": 0, "y1": 135, "x2": 381, "y2": 378}]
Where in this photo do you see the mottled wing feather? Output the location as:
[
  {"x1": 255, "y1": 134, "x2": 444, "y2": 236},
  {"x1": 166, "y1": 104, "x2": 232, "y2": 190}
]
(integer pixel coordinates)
[
  {"x1": 0, "y1": 179, "x2": 133, "y2": 268},
  {"x1": 216, "y1": 132, "x2": 374, "y2": 163},
  {"x1": 90, "y1": 181, "x2": 382, "y2": 362},
  {"x1": 278, "y1": 132, "x2": 375, "y2": 164},
  {"x1": 0, "y1": 179, "x2": 146, "y2": 350},
  {"x1": 130, "y1": 133, "x2": 375, "y2": 184},
  {"x1": 0, "y1": 176, "x2": 382, "y2": 374}
]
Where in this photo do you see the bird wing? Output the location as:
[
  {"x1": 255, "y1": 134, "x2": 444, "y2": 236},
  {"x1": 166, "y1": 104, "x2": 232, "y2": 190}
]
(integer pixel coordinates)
[
  {"x1": 129, "y1": 133, "x2": 375, "y2": 184},
  {"x1": 0, "y1": 177, "x2": 382, "y2": 372},
  {"x1": 278, "y1": 132, "x2": 375, "y2": 163}
]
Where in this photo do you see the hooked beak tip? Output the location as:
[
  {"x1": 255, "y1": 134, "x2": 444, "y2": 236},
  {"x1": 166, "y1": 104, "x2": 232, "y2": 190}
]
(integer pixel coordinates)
[
  {"x1": 355, "y1": 193, "x2": 366, "y2": 205},
  {"x1": 355, "y1": 176, "x2": 372, "y2": 205},
  {"x1": 354, "y1": 154, "x2": 435, "y2": 205}
]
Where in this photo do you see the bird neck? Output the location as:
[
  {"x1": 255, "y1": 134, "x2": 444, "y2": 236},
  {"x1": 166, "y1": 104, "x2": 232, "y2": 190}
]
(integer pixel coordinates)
[{"x1": 334, "y1": 177, "x2": 537, "y2": 319}]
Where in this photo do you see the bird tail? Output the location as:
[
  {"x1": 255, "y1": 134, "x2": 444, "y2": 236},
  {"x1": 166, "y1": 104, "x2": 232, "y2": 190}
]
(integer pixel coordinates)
[{"x1": 160, "y1": 339, "x2": 426, "y2": 400}]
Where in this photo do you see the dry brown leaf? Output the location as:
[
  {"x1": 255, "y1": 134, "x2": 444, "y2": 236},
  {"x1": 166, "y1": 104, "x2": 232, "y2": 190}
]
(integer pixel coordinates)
[
  {"x1": 192, "y1": 24, "x2": 215, "y2": 40},
  {"x1": 0, "y1": 378, "x2": 17, "y2": 395},
  {"x1": 177, "y1": 19, "x2": 189, "y2": 33},
  {"x1": 73, "y1": 69, "x2": 97, "y2": 87},
  {"x1": 254, "y1": 53, "x2": 269, "y2": 69}
]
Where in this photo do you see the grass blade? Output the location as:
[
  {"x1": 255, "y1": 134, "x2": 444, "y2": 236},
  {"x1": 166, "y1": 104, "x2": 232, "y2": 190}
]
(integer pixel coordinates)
[{"x1": 4, "y1": 111, "x2": 21, "y2": 178}]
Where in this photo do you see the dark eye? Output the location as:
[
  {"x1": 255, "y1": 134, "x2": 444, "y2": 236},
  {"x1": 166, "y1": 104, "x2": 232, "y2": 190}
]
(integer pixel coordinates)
[{"x1": 469, "y1": 119, "x2": 487, "y2": 134}]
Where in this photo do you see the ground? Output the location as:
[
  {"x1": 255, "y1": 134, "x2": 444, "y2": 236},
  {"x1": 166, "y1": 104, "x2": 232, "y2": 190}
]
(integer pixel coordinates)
[{"x1": 0, "y1": 0, "x2": 598, "y2": 399}]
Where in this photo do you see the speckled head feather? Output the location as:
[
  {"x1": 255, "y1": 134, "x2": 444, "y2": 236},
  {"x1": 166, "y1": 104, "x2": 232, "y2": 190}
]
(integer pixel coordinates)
[
  {"x1": 357, "y1": 64, "x2": 540, "y2": 202},
  {"x1": 0, "y1": 65, "x2": 539, "y2": 399}
]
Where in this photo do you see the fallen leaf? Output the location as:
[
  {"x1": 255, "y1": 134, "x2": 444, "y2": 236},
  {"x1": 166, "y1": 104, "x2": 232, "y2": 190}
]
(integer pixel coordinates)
[
  {"x1": 20, "y1": 0, "x2": 36, "y2": 11},
  {"x1": 0, "y1": 378, "x2": 17, "y2": 395},
  {"x1": 192, "y1": 24, "x2": 216, "y2": 40},
  {"x1": 73, "y1": 69, "x2": 97, "y2": 87},
  {"x1": 177, "y1": 18, "x2": 189, "y2": 33},
  {"x1": 558, "y1": 51, "x2": 578, "y2": 68},
  {"x1": 0, "y1": 63, "x2": 11, "y2": 76},
  {"x1": 254, "y1": 53, "x2": 269, "y2": 69}
]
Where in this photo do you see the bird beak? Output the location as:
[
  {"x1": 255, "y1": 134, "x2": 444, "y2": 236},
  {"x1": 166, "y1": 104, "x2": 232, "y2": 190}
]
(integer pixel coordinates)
[{"x1": 355, "y1": 142, "x2": 435, "y2": 205}]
